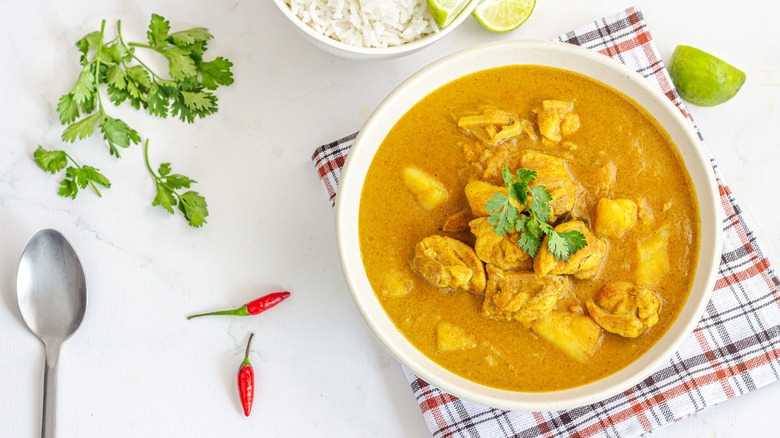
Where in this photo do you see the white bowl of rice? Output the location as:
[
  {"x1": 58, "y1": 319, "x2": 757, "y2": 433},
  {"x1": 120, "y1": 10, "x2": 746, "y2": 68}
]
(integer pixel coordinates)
[{"x1": 273, "y1": 0, "x2": 480, "y2": 59}]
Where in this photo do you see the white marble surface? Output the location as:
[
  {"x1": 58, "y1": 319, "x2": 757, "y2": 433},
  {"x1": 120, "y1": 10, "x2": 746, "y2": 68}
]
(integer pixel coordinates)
[{"x1": 0, "y1": 0, "x2": 778, "y2": 436}]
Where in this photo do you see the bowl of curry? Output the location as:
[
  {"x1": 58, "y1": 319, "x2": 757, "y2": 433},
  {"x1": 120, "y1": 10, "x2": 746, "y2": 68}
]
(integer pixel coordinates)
[{"x1": 335, "y1": 41, "x2": 722, "y2": 411}]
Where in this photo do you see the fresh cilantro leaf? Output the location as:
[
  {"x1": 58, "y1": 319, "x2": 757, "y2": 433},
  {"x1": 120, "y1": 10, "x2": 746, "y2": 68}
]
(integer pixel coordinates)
[
  {"x1": 34, "y1": 146, "x2": 68, "y2": 173},
  {"x1": 58, "y1": 178, "x2": 79, "y2": 199},
  {"x1": 514, "y1": 168, "x2": 537, "y2": 184},
  {"x1": 157, "y1": 46, "x2": 197, "y2": 80},
  {"x1": 198, "y1": 57, "x2": 234, "y2": 90},
  {"x1": 106, "y1": 65, "x2": 127, "y2": 90},
  {"x1": 518, "y1": 230, "x2": 541, "y2": 258},
  {"x1": 153, "y1": 182, "x2": 176, "y2": 214},
  {"x1": 146, "y1": 84, "x2": 169, "y2": 117},
  {"x1": 76, "y1": 31, "x2": 101, "y2": 64},
  {"x1": 158, "y1": 162, "x2": 172, "y2": 177},
  {"x1": 528, "y1": 185, "x2": 552, "y2": 223},
  {"x1": 56, "y1": 94, "x2": 80, "y2": 125},
  {"x1": 169, "y1": 28, "x2": 213, "y2": 46},
  {"x1": 180, "y1": 90, "x2": 214, "y2": 111},
  {"x1": 486, "y1": 193, "x2": 518, "y2": 236},
  {"x1": 126, "y1": 65, "x2": 152, "y2": 88},
  {"x1": 70, "y1": 67, "x2": 95, "y2": 104},
  {"x1": 103, "y1": 42, "x2": 130, "y2": 64},
  {"x1": 62, "y1": 112, "x2": 100, "y2": 142},
  {"x1": 100, "y1": 115, "x2": 141, "y2": 156},
  {"x1": 556, "y1": 229, "x2": 588, "y2": 254},
  {"x1": 82, "y1": 166, "x2": 111, "y2": 187},
  {"x1": 65, "y1": 166, "x2": 90, "y2": 189},
  {"x1": 546, "y1": 232, "x2": 572, "y2": 261},
  {"x1": 165, "y1": 173, "x2": 195, "y2": 189},
  {"x1": 147, "y1": 14, "x2": 171, "y2": 47},
  {"x1": 178, "y1": 191, "x2": 208, "y2": 227}
]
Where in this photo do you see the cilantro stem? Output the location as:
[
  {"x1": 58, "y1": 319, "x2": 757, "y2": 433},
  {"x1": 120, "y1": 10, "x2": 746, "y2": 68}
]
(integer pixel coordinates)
[
  {"x1": 93, "y1": 20, "x2": 107, "y2": 114},
  {"x1": 143, "y1": 138, "x2": 156, "y2": 179},
  {"x1": 64, "y1": 152, "x2": 102, "y2": 197},
  {"x1": 116, "y1": 21, "x2": 165, "y2": 82}
]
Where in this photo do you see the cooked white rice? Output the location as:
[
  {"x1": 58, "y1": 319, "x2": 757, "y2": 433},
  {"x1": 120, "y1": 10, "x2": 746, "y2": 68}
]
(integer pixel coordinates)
[{"x1": 284, "y1": 0, "x2": 439, "y2": 49}]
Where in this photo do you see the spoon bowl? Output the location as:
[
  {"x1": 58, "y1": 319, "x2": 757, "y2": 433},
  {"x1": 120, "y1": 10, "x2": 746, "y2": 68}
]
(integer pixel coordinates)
[{"x1": 17, "y1": 229, "x2": 87, "y2": 437}]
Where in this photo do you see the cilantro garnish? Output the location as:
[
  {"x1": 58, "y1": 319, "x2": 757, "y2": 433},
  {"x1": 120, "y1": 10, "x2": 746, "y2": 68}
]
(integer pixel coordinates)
[
  {"x1": 34, "y1": 146, "x2": 111, "y2": 199},
  {"x1": 143, "y1": 140, "x2": 208, "y2": 228},
  {"x1": 486, "y1": 165, "x2": 588, "y2": 261},
  {"x1": 36, "y1": 14, "x2": 233, "y2": 227}
]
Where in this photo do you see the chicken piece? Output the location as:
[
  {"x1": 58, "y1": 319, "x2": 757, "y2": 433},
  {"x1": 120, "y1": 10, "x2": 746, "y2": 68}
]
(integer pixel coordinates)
[
  {"x1": 534, "y1": 221, "x2": 607, "y2": 280},
  {"x1": 412, "y1": 235, "x2": 486, "y2": 293},
  {"x1": 482, "y1": 265, "x2": 569, "y2": 327},
  {"x1": 464, "y1": 180, "x2": 522, "y2": 217},
  {"x1": 519, "y1": 119, "x2": 538, "y2": 141},
  {"x1": 537, "y1": 100, "x2": 575, "y2": 142},
  {"x1": 586, "y1": 281, "x2": 660, "y2": 338},
  {"x1": 380, "y1": 270, "x2": 414, "y2": 298},
  {"x1": 483, "y1": 147, "x2": 523, "y2": 183},
  {"x1": 634, "y1": 226, "x2": 671, "y2": 286},
  {"x1": 436, "y1": 321, "x2": 477, "y2": 352},
  {"x1": 469, "y1": 218, "x2": 532, "y2": 270},
  {"x1": 442, "y1": 209, "x2": 475, "y2": 233},
  {"x1": 403, "y1": 167, "x2": 448, "y2": 210},
  {"x1": 531, "y1": 311, "x2": 603, "y2": 362},
  {"x1": 518, "y1": 150, "x2": 577, "y2": 220},
  {"x1": 594, "y1": 198, "x2": 638, "y2": 238}
]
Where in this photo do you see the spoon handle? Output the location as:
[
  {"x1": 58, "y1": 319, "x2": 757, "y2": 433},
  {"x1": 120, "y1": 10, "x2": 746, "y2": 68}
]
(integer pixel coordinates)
[{"x1": 42, "y1": 343, "x2": 60, "y2": 438}]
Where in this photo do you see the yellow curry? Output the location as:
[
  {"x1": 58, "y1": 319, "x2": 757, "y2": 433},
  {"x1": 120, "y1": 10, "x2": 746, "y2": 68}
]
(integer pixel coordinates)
[{"x1": 358, "y1": 65, "x2": 700, "y2": 392}]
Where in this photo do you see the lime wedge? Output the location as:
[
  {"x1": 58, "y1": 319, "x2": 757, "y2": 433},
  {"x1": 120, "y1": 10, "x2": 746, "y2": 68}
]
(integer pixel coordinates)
[
  {"x1": 427, "y1": 0, "x2": 471, "y2": 29},
  {"x1": 473, "y1": 0, "x2": 535, "y2": 33},
  {"x1": 668, "y1": 45, "x2": 746, "y2": 107}
]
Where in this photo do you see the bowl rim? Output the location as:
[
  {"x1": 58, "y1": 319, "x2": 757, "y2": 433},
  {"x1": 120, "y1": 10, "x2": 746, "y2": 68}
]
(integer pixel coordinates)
[
  {"x1": 271, "y1": 0, "x2": 481, "y2": 56},
  {"x1": 335, "y1": 40, "x2": 723, "y2": 411}
]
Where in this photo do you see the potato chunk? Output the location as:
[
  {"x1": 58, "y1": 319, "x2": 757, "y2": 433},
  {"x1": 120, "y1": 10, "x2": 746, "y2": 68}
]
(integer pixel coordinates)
[
  {"x1": 469, "y1": 217, "x2": 532, "y2": 270},
  {"x1": 412, "y1": 235, "x2": 486, "y2": 293},
  {"x1": 534, "y1": 221, "x2": 607, "y2": 280},
  {"x1": 436, "y1": 321, "x2": 478, "y2": 352},
  {"x1": 634, "y1": 227, "x2": 670, "y2": 286},
  {"x1": 482, "y1": 265, "x2": 569, "y2": 327},
  {"x1": 594, "y1": 198, "x2": 638, "y2": 238},
  {"x1": 381, "y1": 271, "x2": 414, "y2": 298},
  {"x1": 403, "y1": 167, "x2": 448, "y2": 210},
  {"x1": 586, "y1": 281, "x2": 660, "y2": 338},
  {"x1": 531, "y1": 311, "x2": 603, "y2": 362}
]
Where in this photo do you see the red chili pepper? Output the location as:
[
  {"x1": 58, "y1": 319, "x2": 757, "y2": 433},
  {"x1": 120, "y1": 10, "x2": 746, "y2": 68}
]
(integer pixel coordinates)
[
  {"x1": 187, "y1": 291, "x2": 291, "y2": 319},
  {"x1": 238, "y1": 333, "x2": 255, "y2": 417}
]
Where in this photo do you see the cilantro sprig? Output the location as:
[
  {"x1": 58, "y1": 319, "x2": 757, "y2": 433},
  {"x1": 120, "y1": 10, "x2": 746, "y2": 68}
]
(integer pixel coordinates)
[
  {"x1": 36, "y1": 14, "x2": 233, "y2": 228},
  {"x1": 486, "y1": 165, "x2": 588, "y2": 261},
  {"x1": 34, "y1": 146, "x2": 111, "y2": 199},
  {"x1": 143, "y1": 140, "x2": 208, "y2": 227}
]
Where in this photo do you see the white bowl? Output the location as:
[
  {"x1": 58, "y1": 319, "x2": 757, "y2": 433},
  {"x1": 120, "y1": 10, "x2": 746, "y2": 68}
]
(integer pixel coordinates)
[
  {"x1": 335, "y1": 40, "x2": 723, "y2": 411},
  {"x1": 272, "y1": 0, "x2": 480, "y2": 60}
]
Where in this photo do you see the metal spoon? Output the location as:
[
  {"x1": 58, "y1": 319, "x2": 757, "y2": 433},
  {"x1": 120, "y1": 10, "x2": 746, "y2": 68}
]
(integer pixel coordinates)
[{"x1": 17, "y1": 229, "x2": 87, "y2": 438}]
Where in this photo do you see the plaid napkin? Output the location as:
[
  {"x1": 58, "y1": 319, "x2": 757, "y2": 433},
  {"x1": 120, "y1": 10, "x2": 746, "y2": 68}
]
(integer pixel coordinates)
[{"x1": 311, "y1": 7, "x2": 780, "y2": 438}]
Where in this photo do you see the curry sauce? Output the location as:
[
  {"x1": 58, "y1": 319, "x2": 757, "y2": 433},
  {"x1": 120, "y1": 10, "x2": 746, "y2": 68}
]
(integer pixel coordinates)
[{"x1": 358, "y1": 66, "x2": 700, "y2": 391}]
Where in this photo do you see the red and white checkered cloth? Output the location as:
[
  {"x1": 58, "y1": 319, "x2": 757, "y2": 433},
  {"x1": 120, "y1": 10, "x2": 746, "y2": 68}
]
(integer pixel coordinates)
[{"x1": 312, "y1": 7, "x2": 780, "y2": 438}]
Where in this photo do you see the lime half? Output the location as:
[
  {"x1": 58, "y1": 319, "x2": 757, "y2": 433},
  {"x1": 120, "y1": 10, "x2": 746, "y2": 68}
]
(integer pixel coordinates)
[
  {"x1": 427, "y1": 0, "x2": 471, "y2": 29},
  {"x1": 668, "y1": 45, "x2": 746, "y2": 107},
  {"x1": 473, "y1": 0, "x2": 535, "y2": 33}
]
